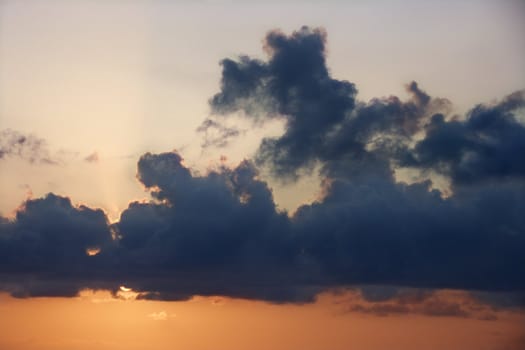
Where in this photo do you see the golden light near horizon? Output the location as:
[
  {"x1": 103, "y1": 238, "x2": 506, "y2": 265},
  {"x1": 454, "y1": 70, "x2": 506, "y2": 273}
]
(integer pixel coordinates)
[{"x1": 1, "y1": 290, "x2": 524, "y2": 350}]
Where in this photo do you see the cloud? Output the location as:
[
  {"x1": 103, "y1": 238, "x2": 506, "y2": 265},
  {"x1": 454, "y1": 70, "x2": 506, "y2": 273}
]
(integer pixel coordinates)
[
  {"x1": 209, "y1": 27, "x2": 525, "y2": 189},
  {"x1": 148, "y1": 311, "x2": 169, "y2": 321},
  {"x1": 338, "y1": 288, "x2": 500, "y2": 320},
  {"x1": 147, "y1": 311, "x2": 176, "y2": 321},
  {"x1": 0, "y1": 129, "x2": 80, "y2": 165},
  {"x1": 1, "y1": 150, "x2": 523, "y2": 303},
  {"x1": 0, "y1": 194, "x2": 114, "y2": 297},
  {"x1": 208, "y1": 27, "x2": 459, "y2": 183},
  {"x1": 197, "y1": 119, "x2": 242, "y2": 149},
  {"x1": 0, "y1": 27, "x2": 524, "y2": 307},
  {"x1": 84, "y1": 152, "x2": 99, "y2": 163},
  {"x1": 114, "y1": 152, "x2": 305, "y2": 302},
  {"x1": 211, "y1": 26, "x2": 358, "y2": 180},
  {"x1": 400, "y1": 90, "x2": 525, "y2": 185},
  {"x1": 0, "y1": 129, "x2": 57, "y2": 165}
]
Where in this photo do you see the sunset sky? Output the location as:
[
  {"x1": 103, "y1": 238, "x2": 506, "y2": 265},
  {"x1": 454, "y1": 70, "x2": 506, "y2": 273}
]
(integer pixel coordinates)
[{"x1": 1, "y1": 1, "x2": 524, "y2": 349}]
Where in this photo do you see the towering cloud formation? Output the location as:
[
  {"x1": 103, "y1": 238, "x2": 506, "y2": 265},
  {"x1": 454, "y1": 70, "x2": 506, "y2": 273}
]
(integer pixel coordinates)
[
  {"x1": 0, "y1": 27, "x2": 524, "y2": 306},
  {"x1": 211, "y1": 27, "x2": 358, "y2": 179},
  {"x1": 210, "y1": 26, "x2": 525, "y2": 188}
]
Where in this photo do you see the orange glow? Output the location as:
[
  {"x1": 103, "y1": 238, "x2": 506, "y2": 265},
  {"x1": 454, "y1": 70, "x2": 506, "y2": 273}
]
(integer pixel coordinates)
[
  {"x1": 0, "y1": 290, "x2": 523, "y2": 350},
  {"x1": 85, "y1": 247, "x2": 101, "y2": 256}
]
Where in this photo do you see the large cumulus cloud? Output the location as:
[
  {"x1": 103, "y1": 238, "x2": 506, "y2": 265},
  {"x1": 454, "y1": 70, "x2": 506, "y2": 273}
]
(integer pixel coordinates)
[
  {"x1": 0, "y1": 27, "x2": 524, "y2": 306},
  {"x1": 0, "y1": 194, "x2": 114, "y2": 297},
  {"x1": 113, "y1": 152, "x2": 305, "y2": 302}
]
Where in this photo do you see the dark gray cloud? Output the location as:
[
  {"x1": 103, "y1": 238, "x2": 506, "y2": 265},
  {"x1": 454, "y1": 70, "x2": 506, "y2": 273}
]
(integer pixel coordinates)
[
  {"x1": 1, "y1": 150, "x2": 523, "y2": 303},
  {"x1": 340, "y1": 288, "x2": 498, "y2": 320},
  {"x1": 401, "y1": 90, "x2": 525, "y2": 185},
  {"x1": 210, "y1": 27, "x2": 525, "y2": 188},
  {"x1": 0, "y1": 194, "x2": 114, "y2": 297},
  {"x1": 114, "y1": 152, "x2": 310, "y2": 302},
  {"x1": 0, "y1": 27, "x2": 524, "y2": 307},
  {"x1": 295, "y1": 177, "x2": 525, "y2": 293},
  {"x1": 211, "y1": 26, "x2": 358, "y2": 179},
  {"x1": 209, "y1": 29, "x2": 446, "y2": 181}
]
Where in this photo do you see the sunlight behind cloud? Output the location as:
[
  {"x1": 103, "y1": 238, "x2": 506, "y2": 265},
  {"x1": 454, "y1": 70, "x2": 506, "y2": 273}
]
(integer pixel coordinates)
[
  {"x1": 117, "y1": 286, "x2": 139, "y2": 301},
  {"x1": 85, "y1": 247, "x2": 101, "y2": 256}
]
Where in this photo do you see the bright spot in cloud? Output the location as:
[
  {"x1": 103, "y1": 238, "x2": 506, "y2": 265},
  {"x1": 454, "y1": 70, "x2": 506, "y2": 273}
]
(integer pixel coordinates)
[
  {"x1": 85, "y1": 247, "x2": 101, "y2": 256},
  {"x1": 117, "y1": 286, "x2": 139, "y2": 300}
]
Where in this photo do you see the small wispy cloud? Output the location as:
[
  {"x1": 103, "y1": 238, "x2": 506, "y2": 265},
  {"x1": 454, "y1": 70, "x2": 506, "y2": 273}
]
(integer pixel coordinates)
[
  {"x1": 147, "y1": 311, "x2": 176, "y2": 321},
  {"x1": 0, "y1": 129, "x2": 79, "y2": 165},
  {"x1": 197, "y1": 118, "x2": 242, "y2": 149},
  {"x1": 0, "y1": 129, "x2": 56, "y2": 164},
  {"x1": 84, "y1": 152, "x2": 99, "y2": 163}
]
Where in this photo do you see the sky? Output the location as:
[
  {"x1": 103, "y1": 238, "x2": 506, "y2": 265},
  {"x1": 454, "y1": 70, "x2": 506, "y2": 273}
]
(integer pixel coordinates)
[{"x1": 0, "y1": 0, "x2": 524, "y2": 349}]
